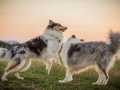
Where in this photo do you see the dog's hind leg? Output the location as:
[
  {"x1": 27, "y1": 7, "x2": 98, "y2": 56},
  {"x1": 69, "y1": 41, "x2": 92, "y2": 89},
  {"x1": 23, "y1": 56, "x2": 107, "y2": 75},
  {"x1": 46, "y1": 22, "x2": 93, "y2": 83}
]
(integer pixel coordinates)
[
  {"x1": 18, "y1": 58, "x2": 31, "y2": 72},
  {"x1": 14, "y1": 72, "x2": 24, "y2": 80},
  {"x1": 95, "y1": 61, "x2": 109, "y2": 85},
  {"x1": 92, "y1": 64, "x2": 104, "y2": 85},
  {"x1": 13, "y1": 59, "x2": 26, "y2": 80},
  {"x1": 59, "y1": 68, "x2": 73, "y2": 83},
  {"x1": 101, "y1": 62, "x2": 112, "y2": 85},
  {"x1": 14, "y1": 58, "x2": 31, "y2": 80},
  {"x1": 44, "y1": 59, "x2": 52, "y2": 74},
  {"x1": 2, "y1": 59, "x2": 25, "y2": 81},
  {"x1": 2, "y1": 71, "x2": 10, "y2": 81},
  {"x1": 101, "y1": 71, "x2": 109, "y2": 85},
  {"x1": 101, "y1": 56, "x2": 116, "y2": 85}
]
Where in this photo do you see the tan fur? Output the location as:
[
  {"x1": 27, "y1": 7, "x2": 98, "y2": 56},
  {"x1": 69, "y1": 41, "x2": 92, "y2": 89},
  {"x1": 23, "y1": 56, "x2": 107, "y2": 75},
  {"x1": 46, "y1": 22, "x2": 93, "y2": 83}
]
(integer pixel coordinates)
[
  {"x1": 14, "y1": 58, "x2": 31, "y2": 73},
  {"x1": 53, "y1": 26, "x2": 66, "y2": 31},
  {"x1": 52, "y1": 25, "x2": 67, "y2": 34}
]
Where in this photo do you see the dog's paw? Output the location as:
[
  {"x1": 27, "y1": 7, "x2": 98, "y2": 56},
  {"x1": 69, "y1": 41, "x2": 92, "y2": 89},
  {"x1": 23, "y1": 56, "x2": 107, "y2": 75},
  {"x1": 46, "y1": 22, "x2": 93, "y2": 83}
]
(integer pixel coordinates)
[
  {"x1": 58, "y1": 80, "x2": 66, "y2": 83},
  {"x1": 18, "y1": 77, "x2": 24, "y2": 80},
  {"x1": 100, "y1": 82, "x2": 107, "y2": 85},
  {"x1": 92, "y1": 82, "x2": 97, "y2": 85},
  {"x1": 58, "y1": 62, "x2": 61, "y2": 66},
  {"x1": 46, "y1": 69, "x2": 50, "y2": 74},
  {"x1": 67, "y1": 78, "x2": 73, "y2": 82},
  {"x1": 2, "y1": 78, "x2": 8, "y2": 81},
  {"x1": 92, "y1": 82, "x2": 103, "y2": 85}
]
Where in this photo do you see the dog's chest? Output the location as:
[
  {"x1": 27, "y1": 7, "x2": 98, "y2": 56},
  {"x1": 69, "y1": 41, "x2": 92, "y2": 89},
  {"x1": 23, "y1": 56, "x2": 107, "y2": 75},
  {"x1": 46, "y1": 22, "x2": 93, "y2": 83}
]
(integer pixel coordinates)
[{"x1": 47, "y1": 39, "x2": 61, "y2": 53}]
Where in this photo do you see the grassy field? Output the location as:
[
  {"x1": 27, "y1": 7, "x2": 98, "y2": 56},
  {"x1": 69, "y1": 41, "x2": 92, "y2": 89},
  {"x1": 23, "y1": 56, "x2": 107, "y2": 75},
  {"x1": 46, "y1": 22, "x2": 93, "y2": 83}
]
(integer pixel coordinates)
[{"x1": 0, "y1": 58, "x2": 120, "y2": 90}]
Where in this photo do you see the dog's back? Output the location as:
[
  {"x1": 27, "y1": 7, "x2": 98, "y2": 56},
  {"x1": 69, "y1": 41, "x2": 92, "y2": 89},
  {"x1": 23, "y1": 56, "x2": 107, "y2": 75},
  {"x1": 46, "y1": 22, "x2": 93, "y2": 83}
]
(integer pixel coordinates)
[{"x1": 67, "y1": 42, "x2": 110, "y2": 66}]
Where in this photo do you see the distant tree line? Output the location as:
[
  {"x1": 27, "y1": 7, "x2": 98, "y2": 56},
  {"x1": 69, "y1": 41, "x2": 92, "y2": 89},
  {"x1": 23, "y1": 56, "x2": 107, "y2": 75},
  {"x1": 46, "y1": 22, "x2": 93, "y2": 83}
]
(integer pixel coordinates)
[{"x1": 0, "y1": 40, "x2": 19, "y2": 48}]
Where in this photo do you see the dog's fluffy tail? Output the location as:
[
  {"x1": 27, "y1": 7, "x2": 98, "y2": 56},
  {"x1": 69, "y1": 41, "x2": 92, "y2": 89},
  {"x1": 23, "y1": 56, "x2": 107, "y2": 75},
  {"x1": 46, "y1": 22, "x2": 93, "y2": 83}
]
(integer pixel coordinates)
[
  {"x1": 107, "y1": 30, "x2": 120, "y2": 54},
  {"x1": 0, "y1": 48, "x2": 11, "y2": 60}
]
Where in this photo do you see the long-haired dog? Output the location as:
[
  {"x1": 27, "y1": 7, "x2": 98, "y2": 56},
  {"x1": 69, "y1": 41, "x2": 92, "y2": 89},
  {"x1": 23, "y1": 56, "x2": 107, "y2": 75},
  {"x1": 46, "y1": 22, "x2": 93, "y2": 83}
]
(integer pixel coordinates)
[
  {"x1": 0, "y1": 20, "x2": 67, "y2": 81},
  {"x1": 59, "y1": 31, "x2": 120, "y2": 85}
]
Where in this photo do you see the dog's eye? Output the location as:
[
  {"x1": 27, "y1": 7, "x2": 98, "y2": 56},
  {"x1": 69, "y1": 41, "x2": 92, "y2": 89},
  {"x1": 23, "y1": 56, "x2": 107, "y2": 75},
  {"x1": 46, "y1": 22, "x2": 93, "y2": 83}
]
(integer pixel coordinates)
[
  {"x1": 57, "y1": 23, "x2": 61, "y2": 26},
  {"x1": 59, "y1": 24, "x2": 61, "y2": 26}
]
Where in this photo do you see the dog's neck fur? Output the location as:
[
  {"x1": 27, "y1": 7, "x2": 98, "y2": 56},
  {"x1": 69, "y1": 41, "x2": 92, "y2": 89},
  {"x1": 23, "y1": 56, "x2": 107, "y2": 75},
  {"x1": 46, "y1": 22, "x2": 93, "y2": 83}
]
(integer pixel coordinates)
[{"x1": 42, "y1": 28, "x2": 63, "y2": 42}]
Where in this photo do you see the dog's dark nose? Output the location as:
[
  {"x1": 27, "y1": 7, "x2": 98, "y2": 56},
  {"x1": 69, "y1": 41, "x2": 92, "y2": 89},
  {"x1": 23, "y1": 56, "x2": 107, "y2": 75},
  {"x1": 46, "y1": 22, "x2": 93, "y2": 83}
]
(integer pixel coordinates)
[{"x1": 65, "y1": 27, "x2": 67, "y2": 30}]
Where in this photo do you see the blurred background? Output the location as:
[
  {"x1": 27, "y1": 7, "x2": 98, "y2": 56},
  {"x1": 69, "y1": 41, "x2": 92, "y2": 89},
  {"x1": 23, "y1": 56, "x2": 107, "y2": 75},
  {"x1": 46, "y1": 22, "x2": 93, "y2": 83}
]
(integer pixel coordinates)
[{"x1": 0, "y1": 0, "x2": 120, "y2": 46}]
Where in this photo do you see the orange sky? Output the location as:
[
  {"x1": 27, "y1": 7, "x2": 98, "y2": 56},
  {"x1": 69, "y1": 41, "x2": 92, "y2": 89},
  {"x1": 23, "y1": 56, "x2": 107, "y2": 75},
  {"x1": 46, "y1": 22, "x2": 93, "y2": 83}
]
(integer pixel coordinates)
[{"x1": 0, "y1": 0, "x2": 120, "y2": 43}]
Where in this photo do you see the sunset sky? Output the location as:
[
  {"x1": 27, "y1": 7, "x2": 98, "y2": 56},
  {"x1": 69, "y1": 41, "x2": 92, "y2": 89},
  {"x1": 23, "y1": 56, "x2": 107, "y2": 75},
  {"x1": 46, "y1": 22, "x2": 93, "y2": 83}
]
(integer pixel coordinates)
[{"x1": 0, "y1": 0, "x2": 120, "y2": 43}]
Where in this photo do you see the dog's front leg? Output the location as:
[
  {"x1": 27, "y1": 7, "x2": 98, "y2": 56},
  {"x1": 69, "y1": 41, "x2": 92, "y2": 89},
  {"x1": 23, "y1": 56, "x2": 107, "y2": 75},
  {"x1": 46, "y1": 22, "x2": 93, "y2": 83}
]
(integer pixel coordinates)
[
  {"x1": 59, "y1": 69, "x2": 73, "y2": 83},
  {"x1": 53, "y1": 54, "x2": 61, "y2": 66},
  {"x1": 47, "y1": 48, "x2": 61, "y2": 65},
  {"x1": 44, "y1": 59, "x2": 52, "y2": 74}
]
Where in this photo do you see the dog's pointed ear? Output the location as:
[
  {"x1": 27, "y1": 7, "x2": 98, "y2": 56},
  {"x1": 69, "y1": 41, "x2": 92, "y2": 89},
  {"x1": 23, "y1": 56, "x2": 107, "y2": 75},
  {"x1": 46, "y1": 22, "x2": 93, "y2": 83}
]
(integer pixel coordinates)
[
  {"x1": 72, "y1": 35, "x2": 76, "y2": 38},
  {"x1": 49, "y1": 20, "x2": 54, "y2": 25},
  {"x1": 80, "y1": 39, "x2": 84, "y2": 42}
]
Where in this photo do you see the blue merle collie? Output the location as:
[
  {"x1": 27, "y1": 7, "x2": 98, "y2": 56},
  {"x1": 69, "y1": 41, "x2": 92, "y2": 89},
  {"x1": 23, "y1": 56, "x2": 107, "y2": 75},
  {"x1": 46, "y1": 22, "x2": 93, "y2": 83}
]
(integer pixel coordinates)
[
  {"x1": 59, "y1": 31, "x2": 120, "y2": 85},
  {"x1": 0, "y1": 20, "x2": 67, "y2": 81}
]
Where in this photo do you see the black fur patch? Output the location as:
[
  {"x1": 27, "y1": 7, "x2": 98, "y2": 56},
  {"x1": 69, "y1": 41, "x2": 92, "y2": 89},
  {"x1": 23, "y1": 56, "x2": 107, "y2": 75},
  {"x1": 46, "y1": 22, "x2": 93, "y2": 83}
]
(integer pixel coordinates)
[
  {"x1": 8, "y1": 48, "x2": 17, "y2": 58},
  {"x1": 18, "y1": 50, "x2": 26, "y2": 54},
  {"x1": 68, "y1": 44, "x2": 80, "y2": 57},
  {"x1": 26, "y1": 36, "x2": 47, "y2": 56}
]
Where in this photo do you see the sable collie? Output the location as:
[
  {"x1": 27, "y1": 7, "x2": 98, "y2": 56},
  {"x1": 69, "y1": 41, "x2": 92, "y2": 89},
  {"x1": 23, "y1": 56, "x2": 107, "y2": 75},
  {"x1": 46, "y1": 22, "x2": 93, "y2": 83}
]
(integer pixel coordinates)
[
  {"x1": 59, "y1": 31, "x2": 120, "y2": 85},
  {"x1": 0, "y1": 20, "x2": 67, "y2": 81}
]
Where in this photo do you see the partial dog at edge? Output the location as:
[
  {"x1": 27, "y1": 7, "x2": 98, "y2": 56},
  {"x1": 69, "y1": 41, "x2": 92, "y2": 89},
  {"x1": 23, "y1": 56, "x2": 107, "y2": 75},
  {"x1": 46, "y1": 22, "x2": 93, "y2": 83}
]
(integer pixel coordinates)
[
  {"x1": 59, "y1": 31, "x2": 120, "y2": 85},
  {"x1": 0, "y1": 20, "x2": 67, "y2": 81}
]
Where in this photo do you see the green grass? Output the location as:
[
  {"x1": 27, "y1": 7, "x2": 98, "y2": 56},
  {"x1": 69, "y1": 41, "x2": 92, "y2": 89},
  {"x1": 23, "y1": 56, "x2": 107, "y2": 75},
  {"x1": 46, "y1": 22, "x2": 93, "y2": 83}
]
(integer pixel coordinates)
[{"x1": 0, "y1": 59, "x2": 120, "y2": 90}]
